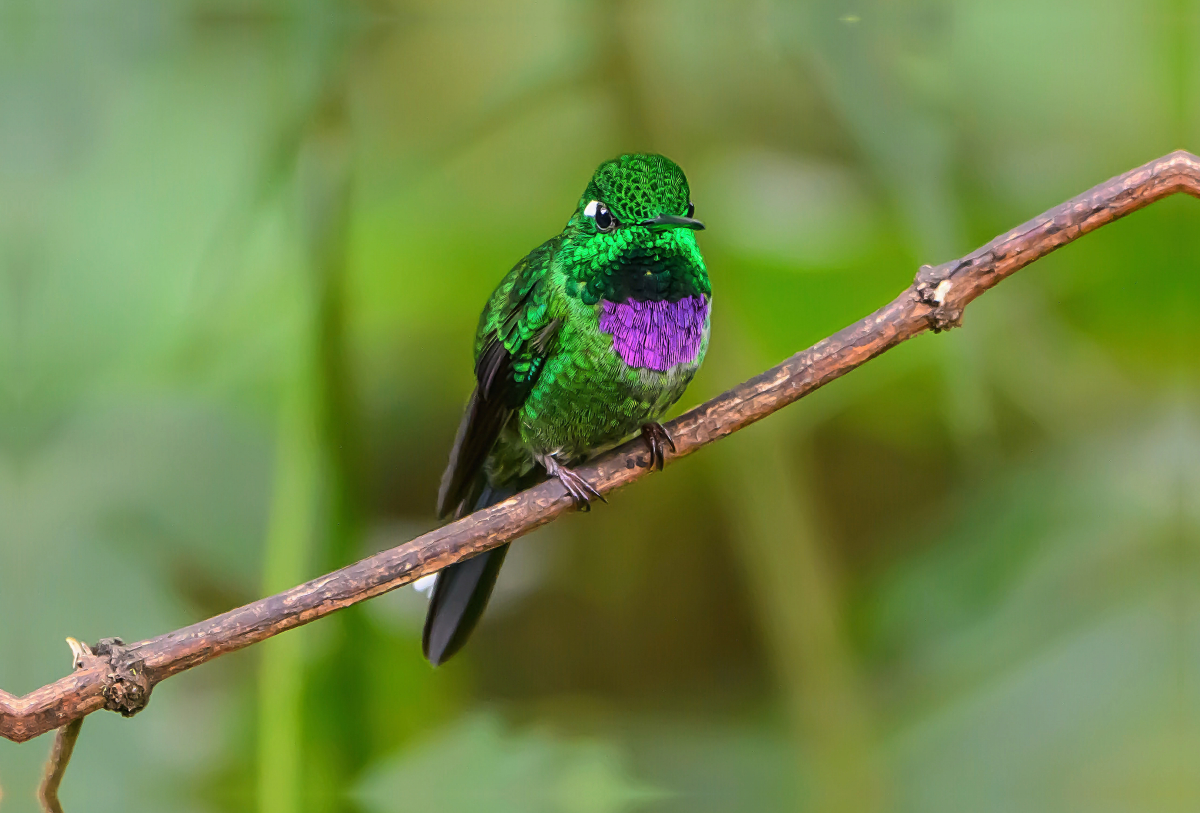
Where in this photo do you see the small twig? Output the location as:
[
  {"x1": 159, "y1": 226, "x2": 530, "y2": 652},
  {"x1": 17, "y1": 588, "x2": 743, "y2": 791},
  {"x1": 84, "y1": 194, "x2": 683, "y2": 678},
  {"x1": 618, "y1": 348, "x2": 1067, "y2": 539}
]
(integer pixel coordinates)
[
  {"x1": 0, "y1": 149, "x2": 1197, "y2": 745},
  {"x1": 38, "y1": 718, "x2": 82, "y2": 813},
  {"x1": 37, "y1": 640, "x2": 93, "y2": 812}
]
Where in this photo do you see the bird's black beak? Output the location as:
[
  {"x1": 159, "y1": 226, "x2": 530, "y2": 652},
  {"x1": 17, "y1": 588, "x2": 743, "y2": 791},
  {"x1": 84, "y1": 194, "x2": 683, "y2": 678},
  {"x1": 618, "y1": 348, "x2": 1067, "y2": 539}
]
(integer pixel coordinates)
[{"x1": 638, "y1": 214, "x2": 706, "y2": 232}]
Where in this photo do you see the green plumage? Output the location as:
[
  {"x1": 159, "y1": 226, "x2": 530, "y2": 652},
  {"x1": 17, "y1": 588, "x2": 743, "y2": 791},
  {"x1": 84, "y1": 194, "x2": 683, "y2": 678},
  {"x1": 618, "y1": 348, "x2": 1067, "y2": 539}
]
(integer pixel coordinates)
[{"x1": 425, "y1": 153, "x2": 711, "y2": 665}]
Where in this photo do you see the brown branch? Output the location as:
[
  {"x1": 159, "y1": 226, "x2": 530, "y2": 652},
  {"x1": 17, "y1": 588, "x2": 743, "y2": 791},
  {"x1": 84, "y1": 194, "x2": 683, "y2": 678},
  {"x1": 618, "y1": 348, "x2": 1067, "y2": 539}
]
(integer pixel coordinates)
[
  {"x1": 1, "y1": 149, "x2": 1197, "y2": 746},
  {"x1": 37, "y1": 639, "x2": 97, "y2": 812}
]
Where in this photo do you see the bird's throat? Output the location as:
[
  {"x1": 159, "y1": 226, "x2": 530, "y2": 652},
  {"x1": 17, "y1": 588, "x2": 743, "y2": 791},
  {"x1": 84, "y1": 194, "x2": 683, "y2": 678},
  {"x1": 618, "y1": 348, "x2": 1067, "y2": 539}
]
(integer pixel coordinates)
[{"x1": 598, "y1": 296, "x2": 709, "y2": 372}]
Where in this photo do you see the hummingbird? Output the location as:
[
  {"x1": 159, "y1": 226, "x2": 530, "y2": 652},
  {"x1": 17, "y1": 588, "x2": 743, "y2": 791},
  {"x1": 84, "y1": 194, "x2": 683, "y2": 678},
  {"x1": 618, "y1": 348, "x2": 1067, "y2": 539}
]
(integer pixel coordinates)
[{"x1": 424, "y1": 153, "x2": 710, "y2": 665}]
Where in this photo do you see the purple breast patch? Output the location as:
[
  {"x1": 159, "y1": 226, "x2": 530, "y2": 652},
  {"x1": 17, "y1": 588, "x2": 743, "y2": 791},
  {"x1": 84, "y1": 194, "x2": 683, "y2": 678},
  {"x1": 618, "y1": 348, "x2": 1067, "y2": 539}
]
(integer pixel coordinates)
[{"x1": 599, "y1": 296, "x2": 709, "y2": 371}]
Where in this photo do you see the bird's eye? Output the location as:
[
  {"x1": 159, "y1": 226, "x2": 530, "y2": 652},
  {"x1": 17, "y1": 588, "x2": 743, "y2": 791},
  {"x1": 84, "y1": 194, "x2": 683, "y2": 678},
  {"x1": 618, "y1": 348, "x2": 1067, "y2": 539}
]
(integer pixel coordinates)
[
  {"x1": 686, "y1": 201, "x2": 695, "y2": 218},
  {"x1": 584, "y1": 200, "x2": 617, "y2": 233}
]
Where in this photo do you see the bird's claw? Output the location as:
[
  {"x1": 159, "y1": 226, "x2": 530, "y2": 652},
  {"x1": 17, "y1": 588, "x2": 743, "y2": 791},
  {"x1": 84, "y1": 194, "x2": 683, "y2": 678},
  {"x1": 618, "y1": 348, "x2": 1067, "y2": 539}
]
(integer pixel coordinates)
[
  {"x1": 557, "y1": 467, "x2": 605, "y2": 511},
  {"x1": 640, "y1": 422, "x2": 676, "y2": 471},
  {"x1": 539, "y1": 455, "x2": 606, "y2": 511}
]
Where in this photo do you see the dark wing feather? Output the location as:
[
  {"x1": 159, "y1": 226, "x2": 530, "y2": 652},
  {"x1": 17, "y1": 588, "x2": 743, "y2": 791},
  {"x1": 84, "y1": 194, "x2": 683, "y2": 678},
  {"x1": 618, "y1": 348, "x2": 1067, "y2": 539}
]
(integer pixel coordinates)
[
  {"x1": 436, "y1": 339, "x2": 514, "y2": 518},
  {"x1": 436, "y1": 245, "x2": 560, "y2": 519}
]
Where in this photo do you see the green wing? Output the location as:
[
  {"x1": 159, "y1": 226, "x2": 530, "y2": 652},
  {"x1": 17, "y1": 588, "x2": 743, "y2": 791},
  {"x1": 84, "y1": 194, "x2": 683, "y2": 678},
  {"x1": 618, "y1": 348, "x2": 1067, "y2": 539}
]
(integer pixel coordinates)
[{"x1": 436, "y1": 240, "x2": 561, "y2": 518}]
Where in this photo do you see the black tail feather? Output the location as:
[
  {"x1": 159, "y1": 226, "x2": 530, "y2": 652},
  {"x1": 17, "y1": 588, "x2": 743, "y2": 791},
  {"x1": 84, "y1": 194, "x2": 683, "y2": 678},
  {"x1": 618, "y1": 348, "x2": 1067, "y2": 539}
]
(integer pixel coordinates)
[
  {"x1": 422, "y1": 478, "x2": 533, "y2": 666},
  {"x1": 422, "y1": 543, "x2": 510, "y2": 666}
]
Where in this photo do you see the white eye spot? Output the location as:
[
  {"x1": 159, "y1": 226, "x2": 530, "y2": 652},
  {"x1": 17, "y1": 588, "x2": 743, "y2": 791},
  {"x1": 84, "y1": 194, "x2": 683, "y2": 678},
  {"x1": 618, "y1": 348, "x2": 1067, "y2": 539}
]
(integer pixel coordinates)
[{"x1": 583, "y1": 200, "x2": 599, "y2": 217}]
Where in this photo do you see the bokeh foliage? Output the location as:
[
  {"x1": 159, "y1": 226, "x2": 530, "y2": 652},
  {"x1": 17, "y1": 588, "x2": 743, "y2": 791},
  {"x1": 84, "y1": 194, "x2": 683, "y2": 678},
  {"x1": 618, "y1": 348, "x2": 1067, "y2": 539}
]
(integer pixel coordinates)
[{"x1": 1, "y1": 1, "x2": 1199, "y2": 811}]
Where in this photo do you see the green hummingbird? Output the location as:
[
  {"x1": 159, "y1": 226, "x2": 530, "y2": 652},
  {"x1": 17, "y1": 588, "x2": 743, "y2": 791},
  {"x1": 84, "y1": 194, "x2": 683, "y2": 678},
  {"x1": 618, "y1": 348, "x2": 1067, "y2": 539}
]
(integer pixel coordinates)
[{"x1": 424, "y1": 153, "x2": 710, "y2": 665}]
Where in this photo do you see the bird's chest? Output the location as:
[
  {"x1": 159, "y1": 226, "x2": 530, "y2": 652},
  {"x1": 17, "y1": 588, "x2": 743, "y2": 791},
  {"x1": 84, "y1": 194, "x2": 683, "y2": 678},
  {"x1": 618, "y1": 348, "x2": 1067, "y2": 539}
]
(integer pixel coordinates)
[{"x1": 518, "y1": 296, "x2": 710, "y2": 457}]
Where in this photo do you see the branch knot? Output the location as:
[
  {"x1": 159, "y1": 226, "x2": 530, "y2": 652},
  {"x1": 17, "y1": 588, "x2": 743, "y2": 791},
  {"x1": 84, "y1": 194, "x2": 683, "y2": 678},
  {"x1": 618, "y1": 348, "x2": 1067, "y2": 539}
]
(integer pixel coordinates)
[
  {"x1": 913, "y1": 264, "x2": 964, "y2": 332},
  {"x1": 74, "y1": 638, "x2": 153, "y2": 718}
]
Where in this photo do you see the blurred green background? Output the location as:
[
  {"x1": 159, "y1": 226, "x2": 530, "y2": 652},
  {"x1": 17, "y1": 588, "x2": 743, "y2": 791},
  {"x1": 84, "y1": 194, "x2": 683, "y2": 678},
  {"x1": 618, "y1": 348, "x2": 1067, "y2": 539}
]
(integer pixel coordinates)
[{"x1": 2, "y1": 1, "x2": 1199, "y2": 811}]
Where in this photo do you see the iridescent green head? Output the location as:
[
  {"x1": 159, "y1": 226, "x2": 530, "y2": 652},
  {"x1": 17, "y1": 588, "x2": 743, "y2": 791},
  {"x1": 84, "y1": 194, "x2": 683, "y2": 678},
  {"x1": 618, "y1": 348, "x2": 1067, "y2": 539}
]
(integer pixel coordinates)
[{"x1": 563, "y1": 153, "x2": 709, "y2": 306}]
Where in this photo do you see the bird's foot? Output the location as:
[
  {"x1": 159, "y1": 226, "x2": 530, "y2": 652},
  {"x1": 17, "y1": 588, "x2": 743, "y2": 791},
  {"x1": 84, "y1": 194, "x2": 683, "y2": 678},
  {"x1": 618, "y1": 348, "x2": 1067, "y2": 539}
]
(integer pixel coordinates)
[
  {"x1": 640, "y1": 422, "x2": 676, "y2": 471},
  {"x1": 537, "y1": 454, "x2": 606, "y2": 511}
]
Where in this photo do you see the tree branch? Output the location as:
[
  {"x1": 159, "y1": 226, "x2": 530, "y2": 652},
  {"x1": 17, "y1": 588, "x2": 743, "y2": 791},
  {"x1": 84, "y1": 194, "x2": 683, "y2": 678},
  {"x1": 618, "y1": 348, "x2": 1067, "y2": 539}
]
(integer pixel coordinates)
[{"x1": 1, "y1": 149, "x2": 1197, "y2": 746}]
